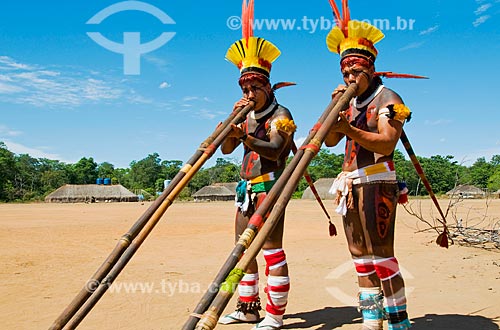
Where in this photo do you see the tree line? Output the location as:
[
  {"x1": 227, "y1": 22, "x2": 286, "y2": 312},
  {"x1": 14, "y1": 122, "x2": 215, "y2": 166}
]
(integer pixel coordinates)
[{"x1": 1, "y1": 141, "x2": 499, "y2": 202}]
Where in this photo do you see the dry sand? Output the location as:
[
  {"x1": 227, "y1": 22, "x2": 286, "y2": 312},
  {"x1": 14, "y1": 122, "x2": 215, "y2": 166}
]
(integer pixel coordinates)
[{"x1": 1, "y1": 199, "x2": 499, "y2": 330}]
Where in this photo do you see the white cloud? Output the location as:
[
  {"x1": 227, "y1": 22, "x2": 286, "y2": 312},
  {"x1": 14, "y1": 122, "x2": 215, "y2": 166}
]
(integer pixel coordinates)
[
  {"x1": 473, "y1": 15, "x2": 490, "y2": 27},
  {"x1": 159, "y1": 81, "x2": 170, "y2": 89},
  {"x1": 424, "y1": 119, "x2": 453, "y2": 126},
  {"x1": 0, "y1": 56, "x2": 33, "y2": 70},
  {"x1": 0, "y1": 81, "x2": 25, "y2": 94},
  {"x1": 143, "y1": 54, "x2": 170, "y2": 72},
  {"x1": 0, "y1": 125, "x2": 22, "y2": 137},
  {"x1": 475, "y1": 3, "x2": 492, "y2": 14},
  {"x1": 419, "y1": 25, "x2": 439, "y2": 36},
  {"x1": 3, "y1": 140, "x2": 64, "y2": 160},
  {"x1": 0, "y1": 56, "x2": 124, "y2": 107},
  {"x1": 398, "y1": 42, "x2": 425, "y2": 52},
  {"x1": 195, "y1": 109, "x2": 217, "y2": 120},
  {"x1": 472, "y1": 1, "x2": 497, "y2": 26}
]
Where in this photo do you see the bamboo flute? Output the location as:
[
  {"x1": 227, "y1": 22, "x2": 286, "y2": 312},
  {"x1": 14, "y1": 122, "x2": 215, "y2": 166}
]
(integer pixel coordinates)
[
  {"x1": 182, "y1": 92, "x2": 346, "y2": 330},
  {"x1": 194, "y1": 83, "x2": 358, "y2": 330},
  {"x1": 49, "y1": 102, "x2": 254, "y2": 330}
]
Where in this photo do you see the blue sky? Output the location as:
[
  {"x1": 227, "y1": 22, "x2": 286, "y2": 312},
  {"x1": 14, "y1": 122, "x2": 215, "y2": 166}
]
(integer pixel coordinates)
[{"x1": 0, "y1": 0, "x2": 499, "y2": 169}]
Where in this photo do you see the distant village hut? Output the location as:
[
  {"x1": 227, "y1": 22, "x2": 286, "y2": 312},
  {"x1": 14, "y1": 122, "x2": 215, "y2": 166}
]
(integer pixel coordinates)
[
  {"x1": 192, "y1": 182, "x2": 237, "y2": 202},
  {"x1": 301, "y1": 178, "x2": 336, "y2": 200},
  {"x1": 45, "y1": 184, "x2": 139, "y2": 203},
  {"x1": 445, "y1": 185, "x2": 486, "y2": 199}
]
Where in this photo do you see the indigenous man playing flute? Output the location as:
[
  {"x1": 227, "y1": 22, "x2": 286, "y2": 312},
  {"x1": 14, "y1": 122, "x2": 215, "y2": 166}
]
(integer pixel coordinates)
[
  {"x1": 324, "y1": 1, "x2": 413, "y2": 329},
  {"x1": 218, "y1": 1, "x2": 296, "y2": 329}
]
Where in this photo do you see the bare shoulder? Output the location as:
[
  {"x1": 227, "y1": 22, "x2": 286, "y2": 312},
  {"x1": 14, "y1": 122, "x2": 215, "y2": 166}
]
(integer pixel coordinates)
[
  {"x1": 378, "y1": 87, "x2": 404, "y2": 108},
  {"x1": 274, "y1": 104, "x2": 294, "y2": 120}
]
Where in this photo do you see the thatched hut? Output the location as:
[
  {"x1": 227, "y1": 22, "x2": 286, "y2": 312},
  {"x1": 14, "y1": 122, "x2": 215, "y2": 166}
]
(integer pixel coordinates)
[
  {"x1": 445, "y1": 185, "x2": 486, "y2": 199},
  {"x1": 192, "y1": 182, "x2": 237, "y2": 202},
  {"x1": 45, "y1": 184, "x2": 138, "y2": 203},
  {"x1": 301, "y1": 178, "x2": 336, "y2": 200}
]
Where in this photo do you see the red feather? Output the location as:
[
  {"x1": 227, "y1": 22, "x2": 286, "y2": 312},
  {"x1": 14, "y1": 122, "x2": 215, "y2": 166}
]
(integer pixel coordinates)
[
  {"x1": 241, "y1": 0, "x2": 254, "y2": 44},
  {"x1": 248, "y1": 0, "x2": 254, "y2": 37},
  {"x1": 375, "y1": 71, "x2": 429, "y2": 79},
  {"x1": 342, "y1": 0, "x2": 350, "y2": 34},
  {"x1": 272, "y1": 82, "x2": 297, "y2": 90},
  {"x1": 328, "y1": 0, "x2": 343, "y2": 32}
]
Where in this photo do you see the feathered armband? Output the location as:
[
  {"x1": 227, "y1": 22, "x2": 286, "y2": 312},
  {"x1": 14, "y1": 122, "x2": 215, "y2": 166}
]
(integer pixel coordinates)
[
  {"x1": 273, "y1": 118, "x2": 297, "y2": 135},
  {"x1": 387, "y1": 104, "x2": 411, "y2": 122}
]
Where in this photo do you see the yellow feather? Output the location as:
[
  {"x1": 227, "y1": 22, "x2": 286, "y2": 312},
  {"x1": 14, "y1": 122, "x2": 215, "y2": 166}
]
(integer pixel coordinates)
[
  {"x1": 348, "y1": 20, "x2": 384, "y2": 44},
  {"x1": 274, "y1": 118, "x2": 297, "y2": 134},
  {"x1": 225, "y1": 37, "x2": 280, "y2": 72},
  {"x1": 225, "y1": 42, "x2": 244, "y2": 67},
  {"x1": 326, "y1": 27, "x2": 345, "y2": 54}
]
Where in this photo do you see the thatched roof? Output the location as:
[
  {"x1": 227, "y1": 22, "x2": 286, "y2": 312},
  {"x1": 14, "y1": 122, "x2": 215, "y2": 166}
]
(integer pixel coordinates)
[
  {"x1": 192, "y1": 185, "x2": 234, "y2": 198},
  {"x1": 301, "y1": 178, "x2": 336, "y2": 200},
  {"x1": 219, "y1": 182, "x2": 238, "y2": 193},
  {"x1": 45, "y1": 184, "x2": 138, "y2": 203},
  {"x1": 192, "y1": 182, "x2": 238, "y2": 202},
  {"x1": 446, "y1": 185, "x2": 485, "y2": 198}
]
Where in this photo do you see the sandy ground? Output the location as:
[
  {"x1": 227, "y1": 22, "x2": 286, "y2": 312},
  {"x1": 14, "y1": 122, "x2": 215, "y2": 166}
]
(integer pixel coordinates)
[{"x1": 1, "y1": 199, "x2": 499, "y2": 330}]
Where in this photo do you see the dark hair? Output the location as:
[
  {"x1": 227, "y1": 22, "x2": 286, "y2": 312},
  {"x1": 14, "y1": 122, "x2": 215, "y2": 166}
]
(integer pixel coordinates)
[{"x1": 238, "y1": 72, "x2": 270, "y2": 87}]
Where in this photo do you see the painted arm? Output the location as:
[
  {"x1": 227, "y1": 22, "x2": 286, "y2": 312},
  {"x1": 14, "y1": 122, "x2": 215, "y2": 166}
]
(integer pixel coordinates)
[{"x1": 338, "y1": 113, "x2": 403, "y2": 156}]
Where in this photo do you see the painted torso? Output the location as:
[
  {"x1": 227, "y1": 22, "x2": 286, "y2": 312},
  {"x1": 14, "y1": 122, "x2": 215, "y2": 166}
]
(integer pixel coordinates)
[
  {"x1": 342, "y1": 85, "x2": 399, "y2": 171},
  {"x1": 240, "y1": 104, "x2": 293, "y2": 179}
]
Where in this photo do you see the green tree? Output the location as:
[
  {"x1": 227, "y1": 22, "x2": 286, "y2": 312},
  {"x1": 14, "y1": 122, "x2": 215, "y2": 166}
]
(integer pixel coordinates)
[
  {"x1": 487, "y1": 170, "x2": 500, "y2": 191},
  {"x1": 465, "y1": 157, "x2": 493, "y2": 189},
  {"x1": 39, "y1": 159, "x2": 70, "y2": 195},
  {"x1": 307, "y1": 148, "x2": 344, "y2": 180},
  {"x1": 417, "y1": 155, "x2": 458, "y2": 195},
  {"x1": 112, "y1": 167, "x2": 131, "y2": 187},
  {"x1": 189, "y1": 169, "x2": 211, "y2": 194},
  {"x1": 490, "y1": 155, "x2": 500, "y2": 167},
  {"x1": 0, "y1": 142, "x2": 16, "y2": 201},
  {"x1": 13, "y1": 154, "x2": 40, "y2": 200},
  {"x1": 208, "y1": 158, "x2": 240, "y2": 183},
  {"x1": 71, "y1": 157, "x2": 98, "y2": 184},
  {"x1": 393, "y1": 149, "x2": 419, "y2": 194},
  {"x1": 97, "y1": 162, "x2": 115, "y2": 179},
  {"x1": 161, "y1": 160, "x2": 183, "y2": 180},
  {"x1": 128, "y1": 153, "x2": 162, "y2": 192}
]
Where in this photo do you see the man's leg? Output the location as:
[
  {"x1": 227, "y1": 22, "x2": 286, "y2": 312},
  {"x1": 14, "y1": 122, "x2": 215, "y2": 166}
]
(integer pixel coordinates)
[
  {"x1": 343, "y1": 200, "x2": 384, "y2": 330},
  {"x1": 361, "y1": 182, "x2": 411, "y2": 330},
  {"x1": 252, "y1": 214, "x2": 289, "y2": 330},
  {"x1": 220, "y1": 207, "x2": 261, "y2": 324}
]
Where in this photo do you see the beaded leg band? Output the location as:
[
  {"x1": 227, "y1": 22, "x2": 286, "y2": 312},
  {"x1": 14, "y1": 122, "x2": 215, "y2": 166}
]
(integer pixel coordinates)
[
  {"x1": 358, "y1": 288, "x2": 385, "y2": 330},
  {"x1": 237, "y1": 298, "x2": 262, "y2": 314}
]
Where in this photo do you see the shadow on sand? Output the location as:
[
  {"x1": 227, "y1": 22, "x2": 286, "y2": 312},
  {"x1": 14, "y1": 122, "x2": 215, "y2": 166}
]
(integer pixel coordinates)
[{"x1": 283, "y1": 307, "x2": 499, "y2": 330}]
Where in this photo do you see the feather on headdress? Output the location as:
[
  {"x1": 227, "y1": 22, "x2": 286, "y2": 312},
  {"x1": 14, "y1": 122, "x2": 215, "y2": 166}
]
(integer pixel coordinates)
[
  {"x1": 326, "y1": 0, "x2": 428, "y2": 79},
  {"x1": 326, "y1": 0, "x2": 384, "y2": 62},
  {"x1": 225, "y1": 0, "x2": 281, "y2": 77}
]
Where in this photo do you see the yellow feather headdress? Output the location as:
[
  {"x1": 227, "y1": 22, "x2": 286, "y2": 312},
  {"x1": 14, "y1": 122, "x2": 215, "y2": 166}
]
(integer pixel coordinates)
[
  {"x1": 225, "y1": 0, "x2": 281, "y2": 77},
  {"x1": 326, "y1": 0, "x2": 384, "y2": 62}
]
